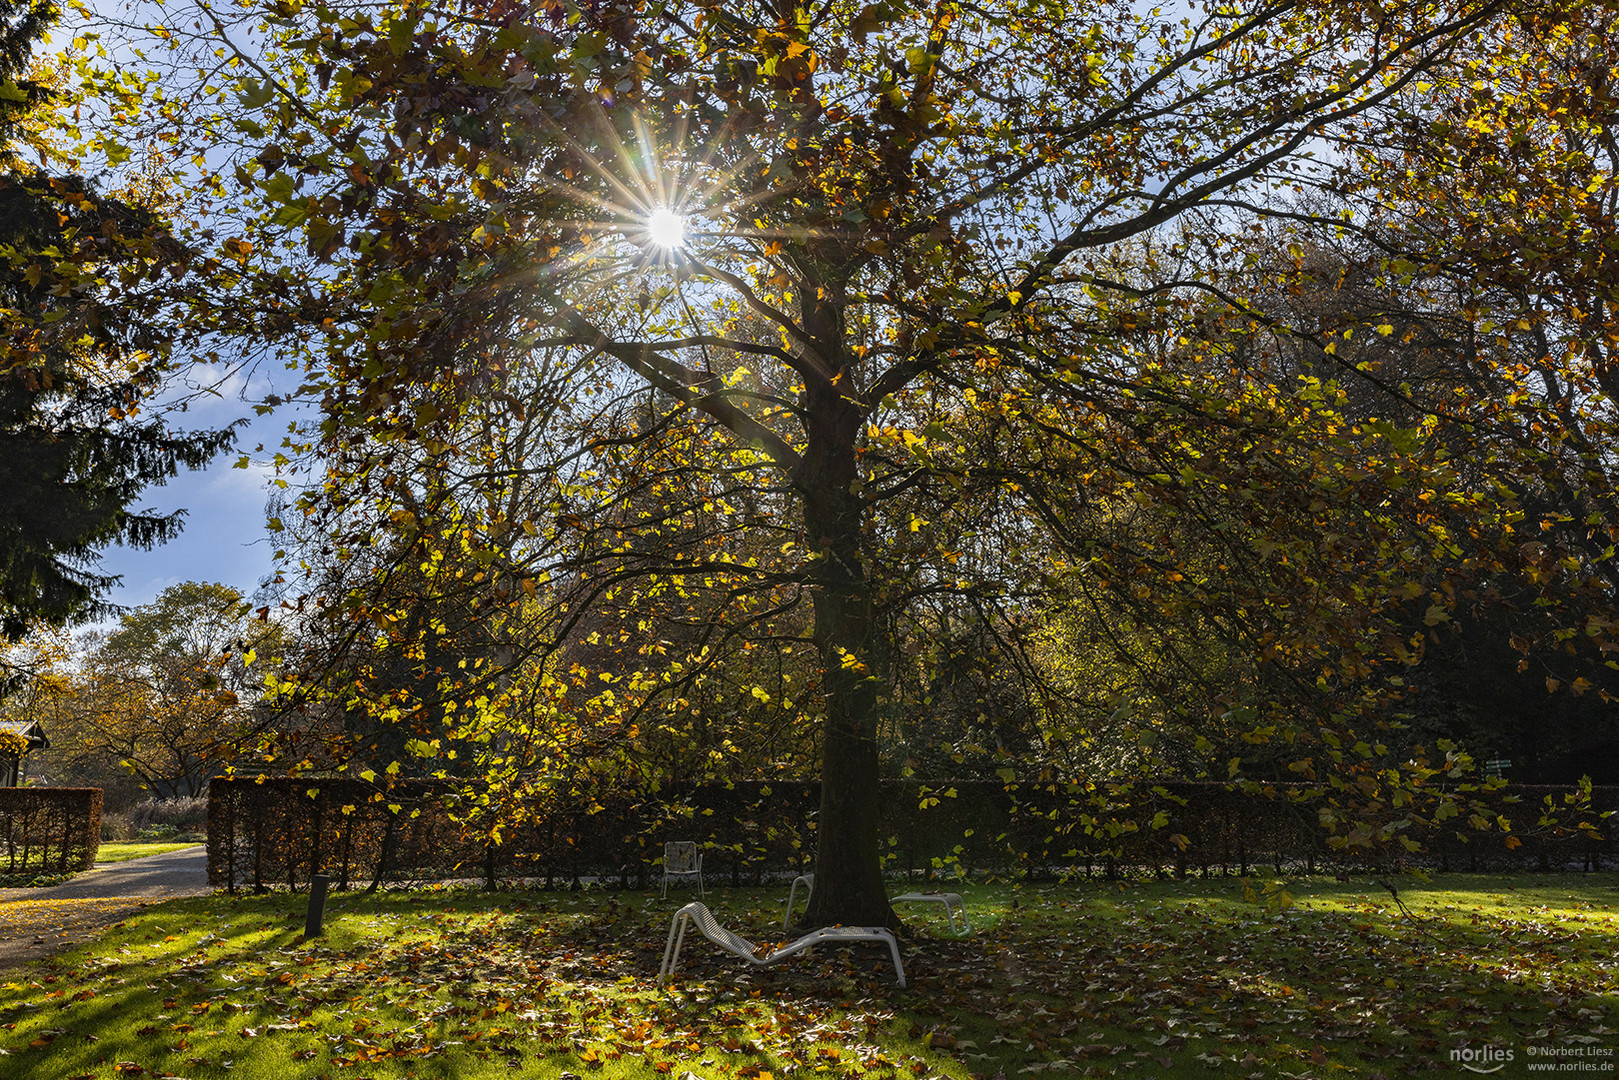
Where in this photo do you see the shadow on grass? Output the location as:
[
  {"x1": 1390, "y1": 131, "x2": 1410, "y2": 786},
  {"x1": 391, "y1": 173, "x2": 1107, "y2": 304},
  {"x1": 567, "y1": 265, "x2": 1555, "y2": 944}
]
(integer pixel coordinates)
[{"x1": 0, "y1": 875, "x2": 1614, "y2": 1079}]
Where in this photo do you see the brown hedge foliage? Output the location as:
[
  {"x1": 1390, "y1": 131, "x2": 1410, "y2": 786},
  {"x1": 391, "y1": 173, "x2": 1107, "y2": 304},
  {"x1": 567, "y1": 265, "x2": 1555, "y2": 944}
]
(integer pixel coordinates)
[
  {"x1": 898, "y1": 781, "x2": 1616, "y2": 878},
  {"x1": 207, "y1": 776, "x2": 1615, "y2": 891},
  {"x1": 208, "y1": 778, "x2": 459, "y2": 892},
  {"x1": 0, "y1": 787, "x2": 101, "y2": 875}
]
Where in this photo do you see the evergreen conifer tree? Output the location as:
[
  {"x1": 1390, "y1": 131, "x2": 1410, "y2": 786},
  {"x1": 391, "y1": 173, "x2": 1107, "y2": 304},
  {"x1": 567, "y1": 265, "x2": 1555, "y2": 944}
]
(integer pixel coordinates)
[{"x1": 0, "y1": 0, "x2": 232, "y2": 637}]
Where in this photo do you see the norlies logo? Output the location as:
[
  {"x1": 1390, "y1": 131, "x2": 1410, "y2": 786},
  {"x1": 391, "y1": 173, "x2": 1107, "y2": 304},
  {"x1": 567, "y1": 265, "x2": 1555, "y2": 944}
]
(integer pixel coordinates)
[{"x1": 1453, "y1": 1045, "x2": 1516, "y2": 1074}]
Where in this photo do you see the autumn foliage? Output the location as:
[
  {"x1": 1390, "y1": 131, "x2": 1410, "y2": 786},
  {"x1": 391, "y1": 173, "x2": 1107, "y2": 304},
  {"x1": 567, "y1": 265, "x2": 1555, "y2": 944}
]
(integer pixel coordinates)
[{"x1": 50, "y1": 0, "x2": 1619, "y2": 925}]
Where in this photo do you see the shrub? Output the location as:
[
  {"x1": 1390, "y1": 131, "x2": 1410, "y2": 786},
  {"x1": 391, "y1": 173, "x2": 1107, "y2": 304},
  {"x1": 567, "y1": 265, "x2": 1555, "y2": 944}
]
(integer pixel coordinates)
[
  {"x1": 101, "y1": 812, "x2": 136, "y2": 841},
  {"x1": 126, "y1": 796, "x2": 208, "y2": 838}
]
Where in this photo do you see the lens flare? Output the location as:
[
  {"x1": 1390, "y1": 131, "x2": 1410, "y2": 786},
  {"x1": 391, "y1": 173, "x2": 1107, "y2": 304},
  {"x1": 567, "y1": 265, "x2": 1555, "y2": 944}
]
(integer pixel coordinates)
[{"x1": 646, "y1": 208, "x2": 686, "y2": 249}]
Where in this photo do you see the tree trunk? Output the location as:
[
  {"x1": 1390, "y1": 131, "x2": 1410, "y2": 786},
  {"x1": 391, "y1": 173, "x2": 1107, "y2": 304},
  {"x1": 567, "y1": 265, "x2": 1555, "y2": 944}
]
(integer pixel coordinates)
[{"x1": 796, "y1": 377, "x2": 896, "y2": 930}]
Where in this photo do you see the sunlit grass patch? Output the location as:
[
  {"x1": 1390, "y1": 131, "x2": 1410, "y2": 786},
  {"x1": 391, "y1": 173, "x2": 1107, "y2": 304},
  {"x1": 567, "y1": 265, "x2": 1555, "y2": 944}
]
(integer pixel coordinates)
[
  {"x1": 0, "y1": 875, "x2": 1614, "y2": 1079},
  {"x1": 95, "y1": 842, "x2": 203, "y2": 864}
]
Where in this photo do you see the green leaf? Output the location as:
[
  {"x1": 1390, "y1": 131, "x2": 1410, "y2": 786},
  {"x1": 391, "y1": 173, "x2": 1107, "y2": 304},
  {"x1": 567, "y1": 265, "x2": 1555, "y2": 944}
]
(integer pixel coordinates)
[
  {"x1": 262, "y1": 172, "x2": 296, "y2": 203},
  {"x1": 271, "y1": 201, "x2": 309, "y2": 228}
]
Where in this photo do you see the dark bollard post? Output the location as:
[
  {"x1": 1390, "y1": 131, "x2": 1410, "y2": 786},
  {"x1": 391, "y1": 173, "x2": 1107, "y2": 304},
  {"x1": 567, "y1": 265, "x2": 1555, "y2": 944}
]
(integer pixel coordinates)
[{"x1": 305, "y1": 874, "x2": 331, "y2": 938}]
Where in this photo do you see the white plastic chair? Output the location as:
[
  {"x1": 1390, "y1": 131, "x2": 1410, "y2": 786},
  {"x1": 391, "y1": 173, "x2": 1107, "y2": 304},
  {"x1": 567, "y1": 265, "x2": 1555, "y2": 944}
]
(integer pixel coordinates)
[
  {"x1": 661, "y1": 841, "x2": 704, "y2": 899},
  {"x1": 659, "y1": 901, "x2": 905, "y2": 987}
]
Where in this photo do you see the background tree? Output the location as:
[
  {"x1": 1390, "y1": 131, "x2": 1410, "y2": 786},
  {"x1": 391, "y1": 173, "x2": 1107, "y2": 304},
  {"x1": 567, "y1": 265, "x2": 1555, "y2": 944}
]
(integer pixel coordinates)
[
  {"x1": 0, "y1": 623, "x2": 72, "y2": 783},
  {"x1": 53, "y1": 582, "x2": 286, "y2": 798},
  {"x1": 1242, "y1": 10, "x2": 1619, "y2": 772}
]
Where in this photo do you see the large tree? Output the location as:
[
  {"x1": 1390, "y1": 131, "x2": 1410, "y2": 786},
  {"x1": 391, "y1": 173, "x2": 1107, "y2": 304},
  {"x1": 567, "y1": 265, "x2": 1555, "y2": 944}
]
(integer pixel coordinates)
[
  {"x1": 89, "y1": 0, "x2": 1619, "y2": 924},
  {"x1": 0, "y1": 0, "x2": 233, "y2": 638}
]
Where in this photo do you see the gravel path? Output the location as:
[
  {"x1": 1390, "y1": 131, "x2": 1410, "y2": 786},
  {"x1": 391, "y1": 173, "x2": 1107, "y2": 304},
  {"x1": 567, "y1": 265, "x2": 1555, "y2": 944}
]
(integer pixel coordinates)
[{"x1": 0, "y1": 846, "x2": 210, "y2": 974}]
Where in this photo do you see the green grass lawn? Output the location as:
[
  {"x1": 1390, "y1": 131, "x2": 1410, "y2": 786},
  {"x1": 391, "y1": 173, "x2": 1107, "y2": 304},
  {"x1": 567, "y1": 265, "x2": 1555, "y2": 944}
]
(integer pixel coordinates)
[
  {"x1": 95, "y1": 842, "x2": 203, "y2": 864},
  {"x1": 1, "y1": 874, "x2": 1615, "y2": 1079}
]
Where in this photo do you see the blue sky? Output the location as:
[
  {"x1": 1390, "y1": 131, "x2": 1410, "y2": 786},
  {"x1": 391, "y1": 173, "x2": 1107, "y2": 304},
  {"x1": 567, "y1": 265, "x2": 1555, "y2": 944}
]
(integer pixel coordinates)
[
  {"x1": 95, "y1": 439, "x2": 276, "y2": 610},
  {"x1": 91, "y1": 378, "x2": 303, "y2": 618}
]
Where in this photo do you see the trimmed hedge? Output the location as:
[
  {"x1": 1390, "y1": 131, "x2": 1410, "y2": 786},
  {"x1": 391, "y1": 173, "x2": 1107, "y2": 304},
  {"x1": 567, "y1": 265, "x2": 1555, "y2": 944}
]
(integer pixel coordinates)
[
  {"x1": 208, "y1": 778, "x2": 457, "y2": 893},
  {"x1": 207, "y1": 776, "x2": 1615, "y2": 892},
  {"x1": 884, "y1": 780, "x2": 1616, "y2": 878},
  {"x1": 0, "y1": 788, "x2": 101, "y2": 875}
]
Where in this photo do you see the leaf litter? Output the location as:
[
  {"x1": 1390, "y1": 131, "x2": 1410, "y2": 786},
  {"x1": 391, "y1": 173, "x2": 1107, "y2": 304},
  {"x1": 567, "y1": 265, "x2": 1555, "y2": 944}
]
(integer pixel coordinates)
[{"x1": 0, "y1": 876, "x2": 1613, "y2": 1079}]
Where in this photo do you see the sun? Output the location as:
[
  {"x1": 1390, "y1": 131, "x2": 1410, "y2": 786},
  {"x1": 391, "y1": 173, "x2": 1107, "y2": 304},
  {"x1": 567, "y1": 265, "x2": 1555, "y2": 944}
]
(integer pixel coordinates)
[{"x1": 645, "y1": 207, "x2": 686, "y2": 249}]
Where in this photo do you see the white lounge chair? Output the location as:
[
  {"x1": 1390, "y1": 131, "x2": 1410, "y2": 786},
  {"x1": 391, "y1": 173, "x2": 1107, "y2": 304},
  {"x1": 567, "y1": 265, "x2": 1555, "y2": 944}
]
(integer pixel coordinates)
[
  {"x1": 890, "y1": 891, "x2": 972, "y2": 935},
  {"x1": 660, "y1": 901, "x2": 905, "y2": 987},
  {"x1": 782, "y1": 872, "x2": 814, "y2": 929},
  {"x1": 784, "y1": 873, "x2": 971, "y2": 935},
  {"x1": 661, "y1": 841, "x2": 704, "y2": 899}
]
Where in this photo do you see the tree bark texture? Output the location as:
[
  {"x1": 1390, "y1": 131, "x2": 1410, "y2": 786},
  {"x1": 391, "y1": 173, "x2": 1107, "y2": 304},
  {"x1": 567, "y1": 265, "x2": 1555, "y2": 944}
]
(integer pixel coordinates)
[{"x1": 796, "y1": 376, "x2": 897, "y2": 930}]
